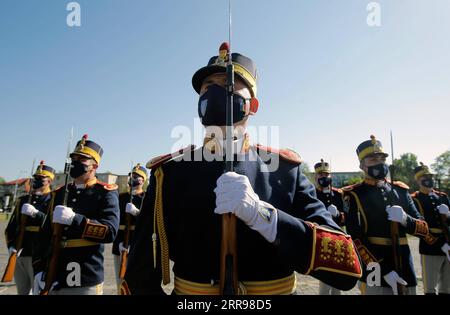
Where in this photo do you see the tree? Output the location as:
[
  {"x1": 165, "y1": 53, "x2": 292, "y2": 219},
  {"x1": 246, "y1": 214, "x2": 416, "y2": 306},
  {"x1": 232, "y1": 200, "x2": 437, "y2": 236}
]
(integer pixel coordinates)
[
  {"x1": 0, "y1": 177, "x2": 5, "y2": 184},
  {"x1": 302, "y1": 163, "x2": 315, "y2": 183},
  {"x1": 431, "y1": 150, "x2": 450, "y2": 194},
  {"x1": 342, "y1": 173, "x2": 365, "y2": 187},
  {"x1": 391, "y1": 153, "x2": 419, "y2": 191}
]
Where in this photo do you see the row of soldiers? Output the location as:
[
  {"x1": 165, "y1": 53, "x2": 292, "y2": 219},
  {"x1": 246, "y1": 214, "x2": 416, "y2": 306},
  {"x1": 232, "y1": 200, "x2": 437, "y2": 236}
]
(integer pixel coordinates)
[
  {"x1": 3, "y1": 43, "x2": 449, "y2": 295},
  {"x1": 313, "y1": 155, "x2": 450, "y2": 295}
]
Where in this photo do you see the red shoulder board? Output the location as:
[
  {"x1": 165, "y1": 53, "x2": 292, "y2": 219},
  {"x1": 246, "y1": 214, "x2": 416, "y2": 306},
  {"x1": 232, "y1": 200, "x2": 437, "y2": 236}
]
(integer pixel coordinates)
[
  {"x1": 146, "y1": 145, "x2": 196, "y2": 169},
  {"x1": 255, "y1": 144, "x2": 302, "y2": 165},
  {"x1": 393, "y1": 181, "x2": 410, "y2": 190},
  {"x1": 410, "y1": 191, "x2": 419, "y2": 198},
  {"x1": 342, "y1": 182, "x2": 362, "y2": 192},
  {"x1": 97, "y1": 181, "x2": 118, "y2": 191},
  {"x1": 435, "y1": 190, "x2": 448, "y2": 197},
  {"x1": 54, "y1": 185, "x2": 65, "y2": 192}
]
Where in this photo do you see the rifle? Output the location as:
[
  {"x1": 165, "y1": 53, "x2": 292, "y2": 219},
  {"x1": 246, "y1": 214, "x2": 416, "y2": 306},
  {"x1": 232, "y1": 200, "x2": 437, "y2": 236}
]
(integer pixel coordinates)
[
  {"x1": 389, "y1": 131, "x2": 405, "y2": 295},
  {"x1": 1, "y1": 159, "x2": 36, "y2": 282},
  {"x1": 118, "y1": 163, "x2": 137, "y2": 284},
  {"x1": 40, "y1": 128, "x2": 73, "y2": 295},
  {"x1": 219, "y1": 0, "x2": 239, "y2": 295}
]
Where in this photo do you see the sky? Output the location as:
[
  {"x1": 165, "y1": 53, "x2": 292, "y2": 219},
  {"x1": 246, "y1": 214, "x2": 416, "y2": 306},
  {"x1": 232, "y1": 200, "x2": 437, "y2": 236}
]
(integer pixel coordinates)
[{"x1": 0, "y1": 0, "x2": 449, "y2": 180}]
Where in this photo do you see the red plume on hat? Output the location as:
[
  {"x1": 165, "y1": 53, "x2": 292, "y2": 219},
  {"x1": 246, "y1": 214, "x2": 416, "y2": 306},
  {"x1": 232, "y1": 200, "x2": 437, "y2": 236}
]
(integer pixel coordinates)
[{"x1": 219, "y1": 42, "x2": 230, "y2": 61}]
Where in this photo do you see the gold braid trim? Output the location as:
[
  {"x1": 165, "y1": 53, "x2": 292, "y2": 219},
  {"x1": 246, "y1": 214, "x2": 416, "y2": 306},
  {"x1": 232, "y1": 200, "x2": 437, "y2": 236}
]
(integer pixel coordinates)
[{"x1": 153, "y1": 167, "x2": 170, "y2": 285}]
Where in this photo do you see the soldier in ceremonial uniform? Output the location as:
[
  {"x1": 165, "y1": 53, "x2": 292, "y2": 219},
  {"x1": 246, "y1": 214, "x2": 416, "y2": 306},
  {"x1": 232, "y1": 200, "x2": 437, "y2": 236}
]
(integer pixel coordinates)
[
  {"x1": 314, "y1": 159, "x2": 345, "y2": 295},
  {"x1": 5, "y1": 161, "x2": 55, "y2": 295},
  {"x1": 343, "y1": 135, "x2": 429, "y2": 295},
  {"x1": 121, "y1": 43, "x2": 362, "y2": 295},
  {"x1": 411, "y1": 163, "x2": 450, "y2": 295},
  {"x1": 112, "y1": 164, "x2": 147, "y2": 290},
  {"x1": 33, "y1": 135, "x2": 119, "y2": 295}
]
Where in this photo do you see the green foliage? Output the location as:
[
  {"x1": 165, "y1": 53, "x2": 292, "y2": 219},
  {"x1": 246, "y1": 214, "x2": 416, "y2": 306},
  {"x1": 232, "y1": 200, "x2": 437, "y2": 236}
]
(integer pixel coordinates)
[
  {"x1": 0, "y1": 177, "x2": 5, "y2": 184},
  {"x1": 342, "y1": 174, "x2": 364, "y2": 187},
  {"x1": 301, "y1": 163, "x2": 315, "y2": 183},
  {"x1": 391, "y1": 153, "x2": 419, "y2": 191},
  {"x1": 431, "y1": 150, "x2": 450, "y2": 194}
]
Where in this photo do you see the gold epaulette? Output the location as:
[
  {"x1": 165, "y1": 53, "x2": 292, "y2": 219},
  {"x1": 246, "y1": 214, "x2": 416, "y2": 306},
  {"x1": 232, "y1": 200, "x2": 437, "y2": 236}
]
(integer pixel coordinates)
[
  {"x1": 146, "y1": 145, "x2": 196, "y2": 170},
  {"x1": 255, "y1": 144, "x2": 302, "y2": 165}
]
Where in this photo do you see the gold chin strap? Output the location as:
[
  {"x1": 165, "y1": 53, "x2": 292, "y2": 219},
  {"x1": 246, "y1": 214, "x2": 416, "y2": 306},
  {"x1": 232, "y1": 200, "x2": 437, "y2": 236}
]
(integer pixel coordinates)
[{"x1": 153, "y1": 167, "x2": 170, "y2": 285}]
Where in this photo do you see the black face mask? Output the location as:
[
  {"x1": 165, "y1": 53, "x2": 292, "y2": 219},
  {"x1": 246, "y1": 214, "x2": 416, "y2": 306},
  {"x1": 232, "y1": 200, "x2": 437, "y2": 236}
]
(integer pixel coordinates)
[
  {"x1": 129, "y1": 178, "x2": 141, "y2": 188},
  {"x1": 70, "y1": 160, "x2": 89, "y2": 178},
  {"x1": 367, "y1": 163, "x2": 390, "y2": 180},
  {"x1": 198, "y1": 84, "x2": 247, "y2": 126},
  {"x1": 32, "y1": 178, "x2": 45, "y2": 190},
  {"x1": 421, "y1": 178, "x2": 434, "y2": 188},
  {"x1": 318, "y1": 177, "x2": 332, "y2": 188}
]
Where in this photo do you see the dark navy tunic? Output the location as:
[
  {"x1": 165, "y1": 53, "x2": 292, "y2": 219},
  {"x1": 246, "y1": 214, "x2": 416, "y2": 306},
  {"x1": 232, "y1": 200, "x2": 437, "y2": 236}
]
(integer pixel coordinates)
[
  {"x1": 411, "y1": 190, "x2": 450, "y2": 256},
  {"x1": 124, "y1": 146, "x2": 362, "y2": 294},
  {"x1": 33, "y1": 179, "x2": 119, "y2": 288},
  {"x1": 5, "y1": 193, "x2": 51, "y2": 257},
  {"x1": 344, "y1": 180, "x2": 428, "y2": 287},
  {"x1": 112, "y1": 192, "x2": 145, "y2": 256}
]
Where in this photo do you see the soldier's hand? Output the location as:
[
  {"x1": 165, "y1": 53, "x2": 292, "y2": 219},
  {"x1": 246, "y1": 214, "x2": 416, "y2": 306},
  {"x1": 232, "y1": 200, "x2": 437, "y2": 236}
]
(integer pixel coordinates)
[
  {"x1": 214, "y1": 172, "x2": 278, "y2": 243},
  {"x1": 125, "y1": 203, "x2": 140, "y2": 216},
  {"x1": 33, "y1": 271, "x2": 58, "y2": 295},
  {"x1": 21, "y1": 203, "x2": 39, "y2": 218},
  {"x1": 441, "y1": 243, "x2": 450, "y2": 262},
  {"x1": 119, "y1": 242, "x2": 130, "y2": 254},
  {"x1": 437, "y1": 204, "x2": 449, "y2": 216},
  {"x1": 52, "y1": 205, "x2": 76, "y2": 225},
  {"x1": 8, "y1": 247, "x2": 17, "y2": 256},
  {"x1": 385, "y1": 205, "x2": 407, "y2": 226},
  {"x1": 383, "y1": 271, "x2": 407, "y2": 295},
  {"x1": 327, "y1": 205, "x2": 339, "y2": 218}
]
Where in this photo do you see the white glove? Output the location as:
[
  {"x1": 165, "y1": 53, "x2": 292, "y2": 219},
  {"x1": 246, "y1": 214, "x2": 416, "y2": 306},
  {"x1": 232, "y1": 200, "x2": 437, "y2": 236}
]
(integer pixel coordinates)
[
  {"x1": 386, "y1": 205, "x2": 407, "y2": 227},
  {"x1": 125, "y1": 203, "x2": 140, "y2": 216},
  {"x1": 214, "y1": 172, "x2": 278, "y2": 243},
  {"x1": 8, "y1": 247, "x2": 17, "y2": 256},
  {"x1": 21, "y1": 203, "x2": 39, "y2": 218},
  {"x1": 327, "y1": 204, "x2": 339, "y2": 218},
  {"x1": 33, "y1": 271, "x2": 58, "y2": 295},
  {"x1": 437, "y1": 204, "x2": 449, "y2": 216},
  {"x1": 119, "y1": 242, "x2": 130, "y2": 254},
  {"x1": 33, "y1": 272, "x2": 45, "y2": 295},
  {"x1": 441, "y1": 243, "x2": 450, "y2": 262},
  {"x1": 52, "y1": 205, "x2": 76, "y2": 225},
  {"x1": 383, "y1": 271, "x2": 408, "y2": 295}
]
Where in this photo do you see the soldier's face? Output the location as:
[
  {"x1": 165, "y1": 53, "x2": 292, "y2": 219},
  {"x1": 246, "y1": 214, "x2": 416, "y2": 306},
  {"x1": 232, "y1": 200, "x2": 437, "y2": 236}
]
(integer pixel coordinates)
[
  {"x1": 361, "y1": 154, "x2": 386, "y2": 171},
  {"x1": 316, "y1": 172, "x2": 331, "y2": 181},
  {"x1": 200, "y1": 73, "x2": 252, "y2": 99},
  {"x1": 33, "y1": 175, "x2": 51, "y2": 189},
  {"x1": 71, "y1": 155, "x2": 98, "y2": 171}
]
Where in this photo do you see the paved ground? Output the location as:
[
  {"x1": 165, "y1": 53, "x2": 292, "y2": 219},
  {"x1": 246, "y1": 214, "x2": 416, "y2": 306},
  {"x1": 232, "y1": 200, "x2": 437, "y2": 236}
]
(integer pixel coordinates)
[{"x1": 0, "y1": 219, "x2": 424, "y2": 295}]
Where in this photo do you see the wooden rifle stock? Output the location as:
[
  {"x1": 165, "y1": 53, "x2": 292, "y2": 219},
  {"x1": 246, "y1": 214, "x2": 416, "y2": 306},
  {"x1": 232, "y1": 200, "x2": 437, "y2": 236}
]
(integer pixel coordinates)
[
  {"x1": 1, "y1": 213, "x2": 27, "y2": 283},
  {"x1": 2, "y1": 162, "x2": 35, "y2": 283},
  {"x1": 40, "y1": 224, "x2": 63, "y2": 295},
  {"x1": 220, "y1": 213, "x2": 238, "y2": 295},
  {"x1": 390, "y1": 221, "x2": 405, "y2": 295},
  {"x1": 118, "y1": 213, "x2": 132, "y2": 280}
]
